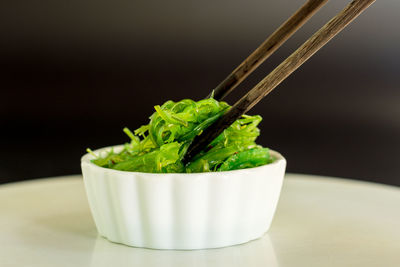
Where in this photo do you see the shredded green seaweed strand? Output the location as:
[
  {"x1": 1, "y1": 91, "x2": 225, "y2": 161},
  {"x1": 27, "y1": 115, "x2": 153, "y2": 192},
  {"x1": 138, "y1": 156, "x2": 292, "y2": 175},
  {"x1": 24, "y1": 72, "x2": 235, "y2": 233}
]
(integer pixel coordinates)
[{"x1": 88, "y1": 97, "x2": 275, "y2": 173}]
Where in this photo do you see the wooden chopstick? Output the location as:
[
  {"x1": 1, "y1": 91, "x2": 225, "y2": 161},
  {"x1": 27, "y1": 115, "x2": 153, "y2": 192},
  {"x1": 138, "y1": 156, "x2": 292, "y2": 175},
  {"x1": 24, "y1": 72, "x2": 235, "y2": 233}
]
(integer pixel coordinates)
[
  {"x1": 184, "y1": 0, "x2": 376, "y2": 163},
  {"x1": 211, "y1": 0, "x2": 329, "y2": 101}
]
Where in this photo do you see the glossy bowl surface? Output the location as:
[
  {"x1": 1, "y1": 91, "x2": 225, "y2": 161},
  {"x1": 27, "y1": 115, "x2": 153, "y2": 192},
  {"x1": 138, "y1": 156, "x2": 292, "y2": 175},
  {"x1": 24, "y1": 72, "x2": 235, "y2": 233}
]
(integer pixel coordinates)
[{"x1": 81, "y1": 145, "x2": 286, "y2": 249}]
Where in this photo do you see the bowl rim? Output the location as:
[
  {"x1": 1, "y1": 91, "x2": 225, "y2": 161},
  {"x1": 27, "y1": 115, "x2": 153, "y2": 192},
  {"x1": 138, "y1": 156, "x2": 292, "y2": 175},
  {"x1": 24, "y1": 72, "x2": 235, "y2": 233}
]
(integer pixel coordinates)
[{"x1": 81, "y1": 144, "x2": 286, "y2": 176}]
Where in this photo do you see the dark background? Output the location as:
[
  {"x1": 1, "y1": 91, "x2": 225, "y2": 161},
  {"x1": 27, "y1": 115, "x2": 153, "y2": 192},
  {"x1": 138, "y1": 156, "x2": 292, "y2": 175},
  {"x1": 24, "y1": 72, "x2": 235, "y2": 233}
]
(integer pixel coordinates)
[{"x1": 1, "y1": 0, "x2": 399, "y2": 186}]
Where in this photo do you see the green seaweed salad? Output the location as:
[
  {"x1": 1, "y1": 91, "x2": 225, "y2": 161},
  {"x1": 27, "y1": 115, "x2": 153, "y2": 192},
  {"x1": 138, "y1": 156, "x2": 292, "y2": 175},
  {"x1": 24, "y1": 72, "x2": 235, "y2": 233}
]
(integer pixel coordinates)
[{"x1": 87, "y1": 97, "x2": 275, "y2": 173}]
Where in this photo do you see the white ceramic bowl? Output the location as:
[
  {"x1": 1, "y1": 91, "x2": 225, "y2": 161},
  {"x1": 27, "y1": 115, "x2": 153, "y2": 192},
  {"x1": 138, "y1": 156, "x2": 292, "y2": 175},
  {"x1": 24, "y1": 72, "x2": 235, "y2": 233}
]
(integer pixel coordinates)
[{"x1": 81, "y1": 145, "x2": 286, "y2": 250}]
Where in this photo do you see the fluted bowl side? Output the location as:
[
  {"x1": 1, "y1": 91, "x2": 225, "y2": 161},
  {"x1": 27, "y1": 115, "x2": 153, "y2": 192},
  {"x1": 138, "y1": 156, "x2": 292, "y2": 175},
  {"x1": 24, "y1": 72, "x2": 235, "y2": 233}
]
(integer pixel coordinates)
[{"x1": 81, "y1": 145, "x2": 286, "y2": 249}]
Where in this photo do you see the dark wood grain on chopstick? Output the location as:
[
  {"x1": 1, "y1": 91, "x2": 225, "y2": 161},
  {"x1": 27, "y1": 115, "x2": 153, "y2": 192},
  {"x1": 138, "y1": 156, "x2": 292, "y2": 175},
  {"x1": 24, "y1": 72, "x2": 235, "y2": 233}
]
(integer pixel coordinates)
[
  {"x1": 211, "y1": 0, "x2": 329, "y2": 101},
  {"x1": 185, "y1": 0, "x2": 376, "y2": 163}
]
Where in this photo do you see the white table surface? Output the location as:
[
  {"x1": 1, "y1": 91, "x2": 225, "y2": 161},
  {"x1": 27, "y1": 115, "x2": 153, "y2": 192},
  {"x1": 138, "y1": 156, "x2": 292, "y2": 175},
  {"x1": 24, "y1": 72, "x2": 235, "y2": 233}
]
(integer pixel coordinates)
[{"x1": 0, "y1": 174, "x2": 399, "y2": 267}]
